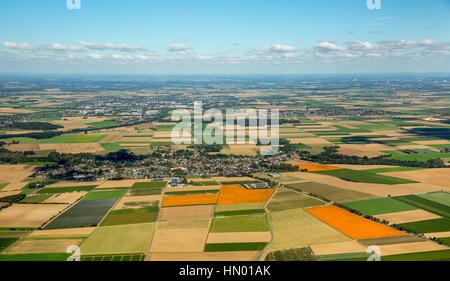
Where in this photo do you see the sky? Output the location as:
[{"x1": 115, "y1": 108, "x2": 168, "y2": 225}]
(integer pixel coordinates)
[{"x1": 0, "y1": 0, "x2": 449, "y2": 74}]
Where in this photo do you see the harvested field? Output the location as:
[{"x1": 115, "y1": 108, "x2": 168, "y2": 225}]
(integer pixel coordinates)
[
  {"x1": 113, "y1": 195, "x2": 160, "y2": 210},
  {"x1": 43, "y1": 192, "x2": 86, "y2": 204},
  {"x1": 424, "y1": 231, "x2": 450, "y2": 239},
  {"x1": 3, "y1": 239, "x2": 83, "y2": 254},
  {"x1": 207, "y1": 232, "x2": 271, "y2": 244},
  {"x1": 215, "y1": 202, "x2": 265, "y2": 213},
  {"x1": 44, "y1": 199, "x2": 117, "y2": 229},
  {"x1": 381, "y1": 169, "x2": 450, "y2": 188},
  {"x1": 357, "y1": 235, "x2": 426, "y2": 247},
  {"x1": 80, "y1": 223, "x2": 155, "y2": 256},
  {"x1": 217, "y1": 185, "x2": 274, "y2": 205},
  {"x1": 305, "y1": 205, "x2": 407, "y2": 239},
  {"x1": 28, "y1": 227, "x2": 95, "y2": 238},
  {"x1": 338, "y1": 143, "x2": 390, "y2": 157},
  {"x1": 212, "y1": 177, "x2": 256, "y2": 183},
  {"x1": 96, "y1": 180, "x2": 136, "y2": 189},
  {"x1": 378, "y1": 241, "x2": 449, "y2": 256},
  {"x1": 294, "y1": 138, "x2": 331, "y2": 145},
  {"x1": 162, "y1": 193, "x2": 218, "y2": 207},
  {"x1": 310, "y1": 240, "x2": 367, "y2": 256},
  {"x1": 375, "y1": 209, "x2": 442, "y2": 224},
  {"x1": 159, "y1": 205, "x2": 215, "y2": 221},
  {"x1": 268, "y1": 208, "x2": 350, "y2": 251},
  {"x1": 222, "y1": 144, "x2": 259, "y2": 156},
  {"x1": 332, "y1": 165, "x2": 401, "y2": 170},
  {"x1": 148, "y1": 251, "x2": 259, "y2": 261},
  {"x1": 6, "y1": 144, "x2": 40, "y2": 152},
  {"x1": 284, "y1": 172, "x2": 443, "y2": 197},
  {"x1": 267, "y1": 188, "x2": 324, "y2": 212},
  {"x1": 150, "y1": 227, "x2": 209, "y2": 252},
  {"x1": 99, "y1": 135, "x2": 123, "y2": 143},
  {"x1": 0, "y1": 165, "x2": 36, "y2": 188},
  {"x1": 38, "y1": 143, "x2": 104, "y2": 154},
  {"x1": 284, "y1": 182, "x2": 377, "y2": 203},
  {"x1": 1, "y1": 182, "x2": 27, "y2": 191},
  {"x1": 150, "y1": 218, "x2": 210, "y2": 253},
  {"x1": 166, "y1": 185, "x2": 220, "y2": 193},
  {"x1": 0, "y1": 204, "x2": 68, "y2": 228},
  {"x1": 45, "y1": 181, "x2": 101, "y2": 188}
]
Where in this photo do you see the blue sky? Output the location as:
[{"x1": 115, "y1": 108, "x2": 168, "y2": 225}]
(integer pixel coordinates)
[{"x1": 0, "y1": 0, "x2": 449, "y2": 74}]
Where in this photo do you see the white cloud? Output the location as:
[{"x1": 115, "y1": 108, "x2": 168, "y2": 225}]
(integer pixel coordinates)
[
  {"x1": 80, "y1": 42, "x2": 146, "y2": 52},
  {"x1": 167, "y1": 43, "x2": 192, "y2": 53},
  {"x1": 3, "y1": 42, "x2": 35, "y2": 51},
  {"x1": 314, "y1": 41, "x2": 346, "y2": 52}
]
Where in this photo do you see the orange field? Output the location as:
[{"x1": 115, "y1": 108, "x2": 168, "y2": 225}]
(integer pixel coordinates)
[
  {"x1": 217, "y1": 185, "x2": 274, "y2": 205},
  {"x1": 162, "y1": 193, "x2": 218, "y2": 207},
  {"x1": 294, "y1": 164, "x2": 341, "y2": 172},
  {"x1": 305, "y1": 205, "x2": 406, "y2": 239}
]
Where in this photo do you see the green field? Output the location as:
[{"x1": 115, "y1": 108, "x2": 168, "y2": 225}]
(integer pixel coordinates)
[
  {"x1": 267, "y1": 188, "x2": 324, "y2": 212},
  {"x1": 284, "y1": 182, "x2": 377, "y2": 203},
  {"x1": 204, "y1": 242, "x2": 267, "y2": 252},
  {"x1": 128, "y1": 188, "x2": 163, "y2": 196},
  {"x1": 362, "y1": 167, "x2": 425, "y2": 174},
  {"x1": 192, "y1": 181, "x2": 220, "y2": 186},
  {"x1": 165, "y1": 189, "x2": 220, "y2": 196},
  {"x1": 381, "y1": 250, "x2": 450, "y2": 261},
  {"x1": 383, "y1": 150, "x2": 450, "y2": 162},
  {"x1": 80, "y1": 223, "x2": 155, "y2": 255},
  {"x1": 398, "y1": 218, "x2": 450, "y2": 233},
  {"x1": 81, "y1": 254, "x2": 145, "y2": 261},
  {"x1": 37, "y1": 185, "x2": 97, "y2": 194},
  {"x1": 83, "y1": 190, "x2": 127, "y2": 201},
  {"x1": 0, "y1": 237, "x2": 18, "y2": 251},
  {"x1": 342, "y1": 197, "x2": 418, "y2": 216},
  {"x1": 393, "y1": 195, "x2": 450, "y2": 218},
  {"x1": 0, "y1": 253, "x2": 70, "y2": 261},
  {"x1": 215, "y1": 209, "x2": 266, "y2": 217},
  {"x1": 417, "y1": 192, "x2": 450, "y2": 207},
  {"x1": 209, "y1": 214, "x2": 269, "y2": 233},
  {"x1": 19, "y1": 194, "x2": 53, "y2": 203},
  {"x1": 131, "y1": 181, "x2": 167, "y2": 189},
  {"x1": 315, "y1": 169, "x2": 417, "y2": 185},
  {"x1": 317, "y1": 252, "x2": 371, "y2": 261},
  {"x1": 100, "y1": 207, "x2": 159, "y2": 226},
  {"x1": 101, "y1": 143, "x2": 123, "y2": 152},
  {"x1": 265, "y1": 247, "x2": 318, "y2": 261}
]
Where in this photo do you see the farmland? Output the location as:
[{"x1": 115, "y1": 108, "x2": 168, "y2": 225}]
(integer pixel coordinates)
[{"x1": 0, "y1": 75, "x2": 449, "y2": 262}]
